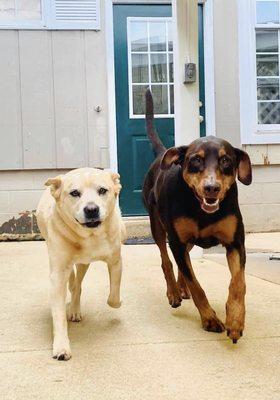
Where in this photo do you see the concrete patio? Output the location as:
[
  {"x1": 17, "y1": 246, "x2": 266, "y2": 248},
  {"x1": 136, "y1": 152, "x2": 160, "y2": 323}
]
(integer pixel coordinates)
[{"x1": 0, "y1": 234, "x2": 279, "y2": 399}]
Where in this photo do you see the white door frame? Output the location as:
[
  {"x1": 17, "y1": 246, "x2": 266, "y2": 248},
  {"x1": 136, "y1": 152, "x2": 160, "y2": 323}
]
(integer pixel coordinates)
[
  {"x1": 203, "y1": 0, "x2": 216, "y2": 137},
  {"x1": 105, "y1": 0, "x2": 119, "y2": 172},
  {"x1": 105, "y1": 0, "x2": 216, "y2": 172}
]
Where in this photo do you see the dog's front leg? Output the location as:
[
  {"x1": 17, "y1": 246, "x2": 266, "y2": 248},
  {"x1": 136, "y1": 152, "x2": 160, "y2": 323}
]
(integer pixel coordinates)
[
  {"x1": 225, "y1": 244, "x2": 246, "y2": 343},
  {"x1": 49, "y1": 258, "x2": 72, "y2": 360},
  {"x1": 107, "y1": 253, "x2": 122, "y2": 308}
]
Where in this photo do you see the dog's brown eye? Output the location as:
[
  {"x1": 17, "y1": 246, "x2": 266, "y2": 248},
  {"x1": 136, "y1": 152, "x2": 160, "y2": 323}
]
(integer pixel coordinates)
[
  {"x1": 191, "y1": 155, "x2": 203, "y2": 166},
  {"x1": 70, "y1": 190, "x2": 81, "y2": 197},
  {"x1": 98, "y1": 187, "x2": 108, "y2": 196},
  {"x1": 220, "y1": 156, "x2": 231, "y2": 167}
]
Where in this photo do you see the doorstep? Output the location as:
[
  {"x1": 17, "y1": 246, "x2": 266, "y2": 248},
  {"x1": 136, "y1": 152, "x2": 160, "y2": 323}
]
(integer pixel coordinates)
[{"x1": 0, "y1": 214, "x2": 152, "y2": 242}]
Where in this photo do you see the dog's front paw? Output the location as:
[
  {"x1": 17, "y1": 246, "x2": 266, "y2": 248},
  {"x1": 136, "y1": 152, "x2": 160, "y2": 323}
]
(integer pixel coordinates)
[
  {"x1": 226, "y1": 320, "x2": 244, "y2": 344},
  {"x1": 107, "y1": 296, "x2": 122, "y2": 308},
  {"x1": 67, "y1": 302, "x2": 82, "y2": 322},
  {"x1": 52, "y1": 340, "x2": 71, "y2": 361},
  {"x1": 167, "y1": 286, "x2": 182, "y2": 308}
]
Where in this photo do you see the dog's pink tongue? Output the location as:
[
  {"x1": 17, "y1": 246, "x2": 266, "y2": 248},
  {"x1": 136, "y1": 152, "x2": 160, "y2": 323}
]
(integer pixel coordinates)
[{"x1": 201, "y1": 200, "x2": 219, "y2": 214}]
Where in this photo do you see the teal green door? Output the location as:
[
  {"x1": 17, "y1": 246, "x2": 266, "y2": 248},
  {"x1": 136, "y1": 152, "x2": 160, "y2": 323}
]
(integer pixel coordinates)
[
  {"x1": 113, "y1": 4, "x2": 174, "y2": 216},
  {"x1": 113, "y1": 4, "x2": 205, "y2": 215}
]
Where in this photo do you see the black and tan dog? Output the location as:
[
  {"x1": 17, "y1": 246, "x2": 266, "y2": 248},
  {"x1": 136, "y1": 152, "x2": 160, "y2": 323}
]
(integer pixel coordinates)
[{"x1": 143, "y1": 89, "x2": 252, "y2": 343}]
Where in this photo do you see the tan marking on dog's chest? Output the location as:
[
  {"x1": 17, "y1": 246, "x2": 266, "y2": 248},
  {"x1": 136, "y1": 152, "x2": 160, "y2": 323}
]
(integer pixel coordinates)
[
  {"x1": 174, "y1": 215, "x2": 237, "y2": 245},
  {"x1": 174, "y1": 218, "x2": 199, "y2": 243},
  {"x1": 200, "y1": 215, "x2": 237, "y2": 244}
]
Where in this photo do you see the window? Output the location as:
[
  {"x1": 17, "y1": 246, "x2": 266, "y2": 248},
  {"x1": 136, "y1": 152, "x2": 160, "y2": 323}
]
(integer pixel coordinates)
[
  {"x1": 256, "y1": 1, "x2": 280, "y2": 125},
  {"x1": 127, "y1": 18, "x2": 174, "y2": 118},
  {"x1": 0, "y1": 0, "x2": 100, "y2": 30},
  {"x1": 238, "y1": 0, "x2": 280, "y2": 143}
]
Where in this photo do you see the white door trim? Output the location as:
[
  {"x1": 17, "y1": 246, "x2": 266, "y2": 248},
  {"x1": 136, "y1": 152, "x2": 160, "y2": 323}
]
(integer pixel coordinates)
[
  {"x1": 105, "y1": 0, "x2": 118, "y2": 172},
  {"x1": 203, "y1": 0, "x2": 216, "y2": 136}
]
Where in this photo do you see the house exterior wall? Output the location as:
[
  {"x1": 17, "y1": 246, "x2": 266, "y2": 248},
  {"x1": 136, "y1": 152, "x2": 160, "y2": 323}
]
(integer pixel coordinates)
[
  {"x1": 0, "y1": 1, "x2": 110, "y2": 236},
  {"x1": 213, "y1": 0, "x2": 280, "y2": 232},
  {"x1": 0, "y1": 0, "x2": 279, "y2": 237}
]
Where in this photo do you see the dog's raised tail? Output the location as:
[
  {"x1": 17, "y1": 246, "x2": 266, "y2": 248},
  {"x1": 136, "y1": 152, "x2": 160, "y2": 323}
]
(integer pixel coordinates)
[{"x1": 145, "y1": 89, "x2": 166, "y2": 156}]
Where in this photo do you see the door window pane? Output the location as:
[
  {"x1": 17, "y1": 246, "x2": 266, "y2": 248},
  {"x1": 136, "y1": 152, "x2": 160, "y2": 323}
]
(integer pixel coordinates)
[
  {"x1": 256, "y1": 30, "x2": 278, "y2": 52},
  {"x1": 150, "y1": 21, "x2": 166, "y2": 51},
  {"x1": 258, "y1": 102, "x2": 280, "y2": 123},
  {"x1": 132, "y1": 54, "x2": 149, "y2": 83},
  {"x1": 133, "y1": 85, "x2": 148, "y2": 115},
  {"x1": 151, "y1": 54, "x2": 167, "y2": 82},
  {"x1": 256, "y1": 1, "x2": 279, "y2": 24},
  {"x1": 170, "y1": 85, "x2": 174, "y2": 114},
  {"x1": 257, "y1": 78, "x2": 279, "y2": 100},
  {"x1": 151, "y1": 85, "x2": 168, "y2": 114},
  {"x1": 131, "y1": 21, "x2": 148, "y2": 52},
  {"x1": 129, "y1": 18, "x2": 173, "y2": 116},
  {"x1": 167, "y1": 21, "x2": 173, "y2": 51},
  {"x1": 257, "y1": 54, "x2": 279, "y2": 76},
  {"x1": 169, "y1": 53, "x2": 174, "y2": 82}
]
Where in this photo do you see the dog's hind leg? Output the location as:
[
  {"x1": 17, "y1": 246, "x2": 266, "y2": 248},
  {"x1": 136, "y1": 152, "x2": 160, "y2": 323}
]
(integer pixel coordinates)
[
  {"x1": 177, "y1": 243, "x2": 192, "y2": 300},
  {"x1": 67, "y1": 263, "x2": 89, "y2": 322},
  {"x1": 169, "y1": 238, "x2": 224, "y2": 332},
  {"x1": 177, "y1": 270, "x2": 191, "y2": 299},
  {"x1": 150, "y1": 210, "x2": 182, "y2": 308}
]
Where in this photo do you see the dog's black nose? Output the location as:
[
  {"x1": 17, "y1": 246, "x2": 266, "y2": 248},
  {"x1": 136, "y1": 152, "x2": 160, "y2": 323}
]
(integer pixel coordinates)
[
  {"x1": 204, "y1": 183, "x2": 221, "y2": 197},
  {"x1": 84, "y1": 205, "x2": 99, "y2": 219}
]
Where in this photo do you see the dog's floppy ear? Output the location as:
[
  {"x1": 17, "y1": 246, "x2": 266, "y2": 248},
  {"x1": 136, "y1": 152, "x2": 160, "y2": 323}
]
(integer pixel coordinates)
[
  {"x1": 45, "y1": 176, "x2": 62, "y2": 199},
  {"x1": 234, "y1": 148, "x2": 252, "y2": 185},
  {"x1": 111, "y1": 172, "x2": 122, "y2": 195},
  {"x1": 160, "y1": 146, "x2": 188, "y2": 170}
]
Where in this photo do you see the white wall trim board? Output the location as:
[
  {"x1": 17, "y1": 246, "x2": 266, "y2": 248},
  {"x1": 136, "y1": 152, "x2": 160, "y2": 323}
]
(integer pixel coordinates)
[
  {"x1": 203, "y1": 0, "x2": 216, "y2": 136},
  {"x1": 237, "y1": 0, "x2": 280, "y2": 144},
  {"x1": 105, "y1": 0, "x2": 118, "y2": 172}
]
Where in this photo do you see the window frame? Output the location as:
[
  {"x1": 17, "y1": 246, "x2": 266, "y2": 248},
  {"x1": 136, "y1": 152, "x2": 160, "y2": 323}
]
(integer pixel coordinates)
[
  {"x1": 127, "y1": 16, "x2": 174, "y2": 119},
  {"x1": 238, "y1": 0, "x2": 280, "y2": 144},
  {"x1": 0, "y1": 0, "x2": 101, "y2": 30}
]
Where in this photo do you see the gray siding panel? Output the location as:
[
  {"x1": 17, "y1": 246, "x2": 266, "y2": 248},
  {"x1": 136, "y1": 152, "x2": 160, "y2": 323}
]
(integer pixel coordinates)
[
  {"x1": 0, "y1": 31, "x2": 23, "y2": 169},
  {"x1": 0, "y1": 2, "x2": 109, "y2": 171},
  {"x1": 52, "y1": 31, "x2": 88, "y2": 168},
  {"x1": 85, "y1": 30, "x2": 109, "y2": 167},
  {"x1": 19, "y1": 31, "x2": 56, "y2": 168}
]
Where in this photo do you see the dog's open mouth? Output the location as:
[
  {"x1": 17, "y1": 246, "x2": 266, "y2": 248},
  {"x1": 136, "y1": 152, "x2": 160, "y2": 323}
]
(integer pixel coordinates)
[
  {"x1": 84, "y1": 220, "x2": 101, "y2": 228},
  {"x1": 194, "y1": 192, "x2": 220, "y2": 214},
  {"x1": 201, "y1": 197, "x2": 219, "y2": 214},
  {"x1": 76, "y1": 219, "x2": 102, "y2": 228}
]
